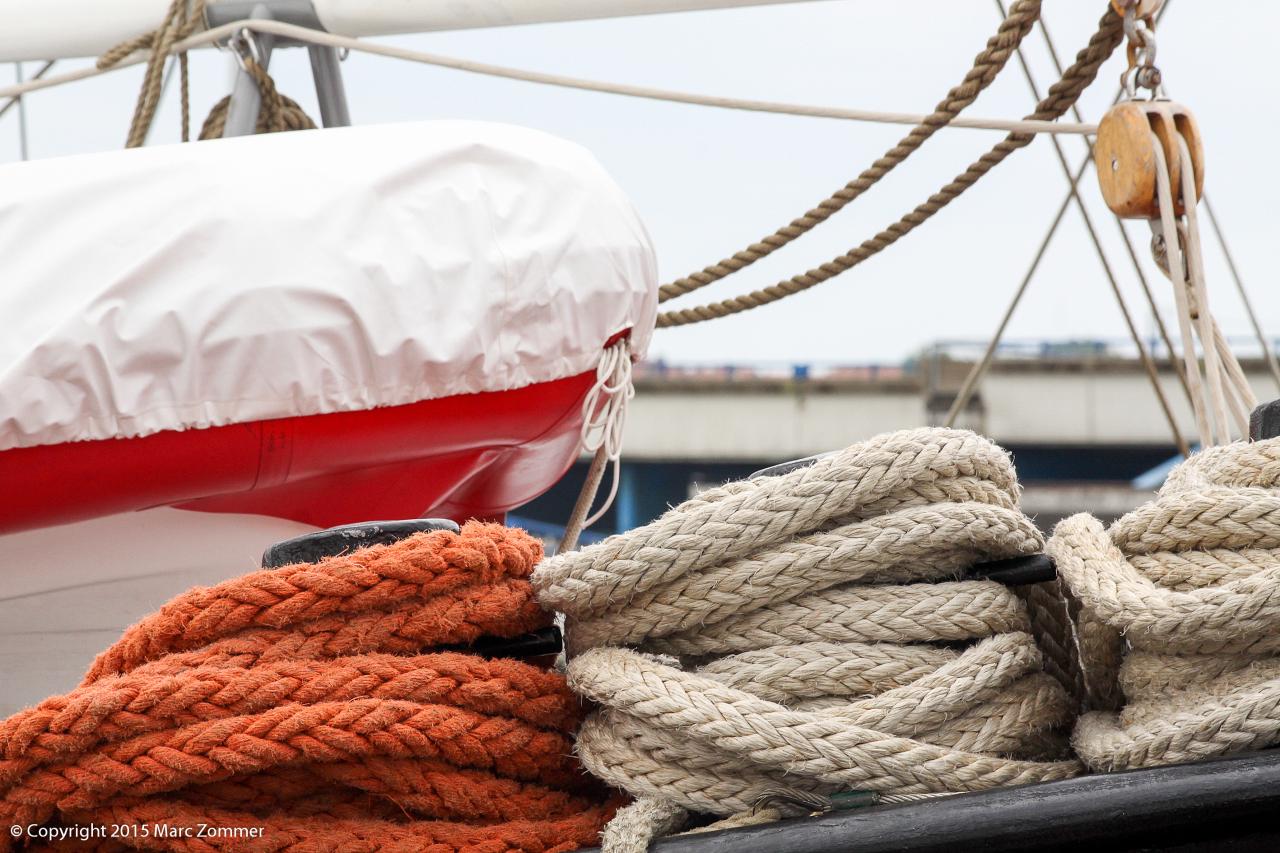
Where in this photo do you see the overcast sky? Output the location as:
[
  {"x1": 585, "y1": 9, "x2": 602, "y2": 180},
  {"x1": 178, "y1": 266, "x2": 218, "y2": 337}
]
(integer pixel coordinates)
[{"x1": 2, "y1": 0, "x2": 1274, "y2": 367}]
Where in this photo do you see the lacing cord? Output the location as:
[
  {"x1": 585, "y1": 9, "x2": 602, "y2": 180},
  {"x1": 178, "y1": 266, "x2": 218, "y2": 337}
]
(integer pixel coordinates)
[
  {"x1": 579, "y1": 338, "x2": 635, "y2": 530},
  {"x1": 557, "y1": 337, "x2": 636, "y2": 555}
]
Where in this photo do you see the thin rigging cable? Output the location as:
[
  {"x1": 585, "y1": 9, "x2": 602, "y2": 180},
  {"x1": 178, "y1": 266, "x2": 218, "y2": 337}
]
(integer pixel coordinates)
[
  {"x1": 0, "y1": 19, "x2": 1098, "y2": 138},
  {"x1": 1035, "y1": 9, "x2": 1193, "y2": 409},
  {"x1": 946, "y1": 3, "x2": 1192, "y2": 442},
  {"x1": 0, "y1": 60, "x2": 53, "y2": 123},
  {"x1": 948, "y1": 0, "x2": 1269, "y2": 442},
  {"x1": 1202, "y1": 195, "x2": 1280, "y2": 393},
  {"x1": 995, "y1": 0, "x2": 1185, "y2": 455},
  {"x1": 12, "y1": 62, "x2": 29, "y2": 160}
]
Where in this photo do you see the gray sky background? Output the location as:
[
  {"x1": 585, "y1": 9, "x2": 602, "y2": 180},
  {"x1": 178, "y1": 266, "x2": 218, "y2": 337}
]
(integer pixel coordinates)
[{"x1": 2, "y1": 0, "x2": 1273, "y2": 367}]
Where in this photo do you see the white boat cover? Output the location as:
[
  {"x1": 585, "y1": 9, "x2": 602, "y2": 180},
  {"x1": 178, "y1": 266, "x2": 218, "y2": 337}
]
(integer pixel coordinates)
[{"x1": 0, "y1": 120, "x2": 657, "y2": 452}]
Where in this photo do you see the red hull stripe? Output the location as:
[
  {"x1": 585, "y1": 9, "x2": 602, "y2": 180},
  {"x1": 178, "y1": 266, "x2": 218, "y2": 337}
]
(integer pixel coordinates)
[{"x1": 0, "y1": 372, "x2": 595, "y2": 535}]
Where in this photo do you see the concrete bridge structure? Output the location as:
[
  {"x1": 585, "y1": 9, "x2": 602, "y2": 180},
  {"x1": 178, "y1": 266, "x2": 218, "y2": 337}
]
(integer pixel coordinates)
[{"x1": 517, "y1": 350, "x2": 1280, "y2": 537}]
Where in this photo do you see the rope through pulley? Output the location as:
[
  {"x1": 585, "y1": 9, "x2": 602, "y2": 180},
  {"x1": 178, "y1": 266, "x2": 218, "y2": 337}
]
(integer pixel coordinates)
[{"x1": 1094, "y1": 1, "x2": 1255, "y2": 446}]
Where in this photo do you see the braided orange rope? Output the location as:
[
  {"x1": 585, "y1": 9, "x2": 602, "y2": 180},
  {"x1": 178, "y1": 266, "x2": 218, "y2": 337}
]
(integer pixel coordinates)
[{"x1": 1, "y1": 522, "x2": 619, "y2": 852}]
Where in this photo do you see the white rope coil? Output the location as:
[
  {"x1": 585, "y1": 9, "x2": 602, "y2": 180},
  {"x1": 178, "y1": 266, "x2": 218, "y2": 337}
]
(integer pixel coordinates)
[
  {"x1": 533, "y1": 427, "x2": 1080, "y2": 850},
  {"x1": 1049, "y1": 437, "x2": 1280, "y2": 772}
]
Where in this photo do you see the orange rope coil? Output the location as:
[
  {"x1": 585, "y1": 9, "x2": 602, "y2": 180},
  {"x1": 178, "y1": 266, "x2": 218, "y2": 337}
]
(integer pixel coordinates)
[{"x1": 1, "y1": 522, "x2": 618, "y2": 852}]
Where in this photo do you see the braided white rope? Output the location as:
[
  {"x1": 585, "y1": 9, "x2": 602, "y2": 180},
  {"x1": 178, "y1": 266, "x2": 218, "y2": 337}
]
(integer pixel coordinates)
[
  {"x1": 537, "y1": 429, "x2": 1022, "y2": 615},
  {"x1": 1149, "y1": 130, "x2": 1256, "y2": 447},
  {"x1": 533, "y1": 428, "x2": 1078, "y2": 850},
  {"x1": 1049, "y1": 437, "x2": 1280, "y2": 772}
]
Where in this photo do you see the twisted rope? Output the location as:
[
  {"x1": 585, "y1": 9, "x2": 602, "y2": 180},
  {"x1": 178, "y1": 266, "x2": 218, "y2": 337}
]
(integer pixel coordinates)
[
  {"x1": 0, "y1": 522, "x2": 616, "y2": 852},
  {"x1": 97, "y1": 0, "x2": 207, "y2": 146},
  {"x1": 1048, "y1": 439, "x2": 1280, "y2": 772},
  {"x1": 198, "y1": 57, "x2": 317, "y2": 140},
  {"x1": 534, "y1": 428, "x2": 1079, "y2": 851},
  {"x1": 655, "y1": 6, "x2": 1124, "y2": 327},
  {"x1": 656, "y1": 0, "x2": 1042, "y2": 304},
  {"x1": 96, "y1": 0, "x2": 314, "y2": 147}
]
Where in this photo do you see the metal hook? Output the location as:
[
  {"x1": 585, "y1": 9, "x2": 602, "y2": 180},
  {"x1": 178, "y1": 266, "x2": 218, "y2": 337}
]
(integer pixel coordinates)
[
  {"x1": 227, "y1": 26, "x2": 263, "y2": 72},
  {"x1": 1122, "y1": 65, "x2": 1164, "y2": 101},
  {"x1": 1149, "y1": 220, "x2": 1190, "y2": 285},
  {"x1": 1121, "y1": 4, "x2": 1163, "y2": 99}
]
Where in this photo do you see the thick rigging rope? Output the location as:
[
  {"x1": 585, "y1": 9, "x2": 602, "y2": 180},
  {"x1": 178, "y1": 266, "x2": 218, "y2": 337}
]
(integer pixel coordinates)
[
  {"x1": 534, "y1": 428, "x2": 1079, "y2": 852},
  {"x1": 97, "y1": 0, "x2": 206, "y2": 146},
  {"x1": 655, "y1": 7, "x2": 1125, "y2": 328},
  {"x1": 0, "y1": 523, "x2": 618, "y2": 851},
  {"x1": 1049, "y1": 439, "x2": 1280, "y2": 771},
  {"x1": 96, "y1": 0, "x2": 315, "y2": 146},
  {"x1": 655, "y1": 0, "x2": 1043, "y2": 305},
  {"x1": 197, "y1": 56, "x2": 316, "y2": 139}
]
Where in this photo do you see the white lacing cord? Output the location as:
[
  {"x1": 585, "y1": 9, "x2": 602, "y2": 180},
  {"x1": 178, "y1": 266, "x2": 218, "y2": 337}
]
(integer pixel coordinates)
[
  {"x1": 556, "y1": 337, "x2": 635, "y2": 556},
  {"x1": 579, "y1": 338, "x2": 635, "y2": 529}
]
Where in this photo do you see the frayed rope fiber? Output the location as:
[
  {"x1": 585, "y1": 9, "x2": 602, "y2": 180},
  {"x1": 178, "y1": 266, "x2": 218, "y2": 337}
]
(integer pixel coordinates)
[
  {"x1": 534, "y1": 428, "x2": 1080, "y2": 850},
  {"x1": 0, "y1": 521, "x2": 619, "y2": 852}
]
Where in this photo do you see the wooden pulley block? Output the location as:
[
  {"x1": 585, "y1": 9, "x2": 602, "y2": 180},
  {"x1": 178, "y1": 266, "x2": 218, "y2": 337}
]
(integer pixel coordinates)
[
  {"x1": 1094, "y1": 100, "x2": 1204, "y2": 219},
  {"x1": 1110, "y1": 0, "x2": 1164, "y2": 19}
]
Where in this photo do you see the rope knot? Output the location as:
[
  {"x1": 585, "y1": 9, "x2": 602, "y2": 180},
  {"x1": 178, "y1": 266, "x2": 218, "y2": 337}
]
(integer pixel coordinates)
[{"x1": 198, "y1": 57, "x2": 318, "y2": 140}]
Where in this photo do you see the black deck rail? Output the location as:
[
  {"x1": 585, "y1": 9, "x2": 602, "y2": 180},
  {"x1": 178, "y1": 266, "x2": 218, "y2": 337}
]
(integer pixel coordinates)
[{"x1": 579, "y1": 750, "x2": 1280, "y2": 853}]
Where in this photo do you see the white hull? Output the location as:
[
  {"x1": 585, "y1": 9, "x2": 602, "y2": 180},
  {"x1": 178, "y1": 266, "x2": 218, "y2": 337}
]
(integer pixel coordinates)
[{"x1": 0, "y1": 508, "x2": 316, "y2": 715}]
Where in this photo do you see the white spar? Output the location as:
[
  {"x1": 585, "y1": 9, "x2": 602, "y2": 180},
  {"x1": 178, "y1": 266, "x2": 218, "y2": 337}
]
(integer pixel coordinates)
[{"x1": 0, "y1": 0, "x2": 832, "y2": 61}]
